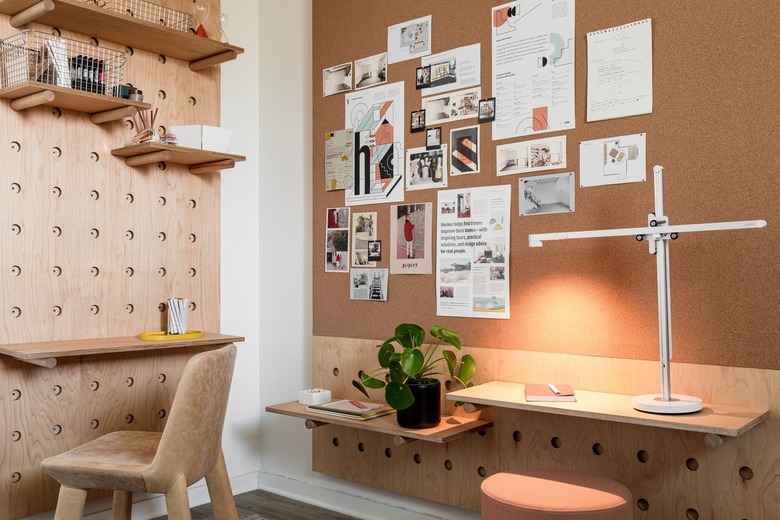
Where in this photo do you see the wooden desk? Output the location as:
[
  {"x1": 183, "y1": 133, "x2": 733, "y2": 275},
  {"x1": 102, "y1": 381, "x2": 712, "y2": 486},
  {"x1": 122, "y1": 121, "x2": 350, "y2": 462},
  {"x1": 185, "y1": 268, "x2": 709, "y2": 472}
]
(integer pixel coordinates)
[
  {"x1": 0, "y1": 332, "x2": 242, "y2": 520},
  {"x1": 267, "y1": 400, "x2": 492, "y2": 445},
  {"x1": 447, "y1": 381, "x2": 769, "y2": 442}
]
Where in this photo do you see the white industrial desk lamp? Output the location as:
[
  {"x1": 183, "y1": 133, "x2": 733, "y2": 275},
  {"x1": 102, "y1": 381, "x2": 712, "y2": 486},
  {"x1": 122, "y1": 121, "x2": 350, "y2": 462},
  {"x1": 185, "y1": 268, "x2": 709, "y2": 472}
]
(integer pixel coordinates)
[{"x1": 528, "y1": 165, "x2": 766, "y2": 414}]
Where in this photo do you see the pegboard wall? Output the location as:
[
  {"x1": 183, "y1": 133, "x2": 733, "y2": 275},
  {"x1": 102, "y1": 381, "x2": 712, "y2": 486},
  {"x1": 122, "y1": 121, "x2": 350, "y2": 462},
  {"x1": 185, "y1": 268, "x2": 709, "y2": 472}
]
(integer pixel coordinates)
[
  {"x1": 310, "y1": 0, "x2": 780, "y2": 518},
  {"x1": 311, "y1": 336, "x2": 780, "y2": 518},
  {"x1": 0, "y1": 1, "x2": 227, "y2": 517},
  {"x1": 0, "y1": 0, "x2": 222, "y2": 344}
]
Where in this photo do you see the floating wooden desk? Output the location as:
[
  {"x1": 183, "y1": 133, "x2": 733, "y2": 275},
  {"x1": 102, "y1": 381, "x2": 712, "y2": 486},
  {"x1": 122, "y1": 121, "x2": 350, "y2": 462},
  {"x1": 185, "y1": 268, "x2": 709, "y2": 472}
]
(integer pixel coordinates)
[
  {"x1": 267, "y1": 400, "x2": 492, "y2": 445},
  {"x1": 0, "y1": 332, "x2": 243, "y2": 520},
  {"x1": 447, "y1": 381, "x2": 769, "y2": 442}
]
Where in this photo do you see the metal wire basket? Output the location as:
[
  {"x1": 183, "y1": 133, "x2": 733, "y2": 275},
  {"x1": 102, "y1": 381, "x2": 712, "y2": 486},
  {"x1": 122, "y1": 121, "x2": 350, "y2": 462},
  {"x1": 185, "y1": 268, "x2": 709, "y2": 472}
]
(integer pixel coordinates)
[
  {"x1": 0, "y1": 30, "x2": 126, "y2": 96},
  {"x1": 86, "y1": 0, "x2": 194, "y2": 33}
]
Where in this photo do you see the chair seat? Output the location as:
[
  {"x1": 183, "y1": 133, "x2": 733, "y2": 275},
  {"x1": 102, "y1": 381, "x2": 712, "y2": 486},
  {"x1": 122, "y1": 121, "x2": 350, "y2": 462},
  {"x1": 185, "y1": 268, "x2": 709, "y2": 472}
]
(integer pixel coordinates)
[
  {"x1": 481, "y1": 469, "x2": 633, "y2": 519},
  {"x1": 43, "y1": 431, "x2": 161, "y2": 492}
]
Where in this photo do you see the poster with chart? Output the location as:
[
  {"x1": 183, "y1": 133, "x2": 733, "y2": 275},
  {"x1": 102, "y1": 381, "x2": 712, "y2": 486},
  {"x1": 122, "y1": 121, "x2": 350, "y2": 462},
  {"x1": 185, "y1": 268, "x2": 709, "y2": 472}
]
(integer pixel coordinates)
[
  {"x1": 436, "y1": 185, "x2": 511, "y2": 319},
  {"x1": 491, "y1": 0, "x2": 575, "y2": 140}
]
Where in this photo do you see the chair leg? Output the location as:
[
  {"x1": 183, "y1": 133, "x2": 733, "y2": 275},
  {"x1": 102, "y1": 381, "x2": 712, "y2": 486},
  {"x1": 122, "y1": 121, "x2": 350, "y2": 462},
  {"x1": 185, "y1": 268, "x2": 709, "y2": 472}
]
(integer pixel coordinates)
[
  {"x1": 164, "y1": 474, "x2": 192, "y2": 520},
  {"x1": 113, "y1": 490, "x2": 133, "y2": 520},
  {"x1": 205, "y1": 451, "x2": 239, "y2": 520},
  {"x1": 53, "y1": 486, "x2": 87, "y2": 520}
]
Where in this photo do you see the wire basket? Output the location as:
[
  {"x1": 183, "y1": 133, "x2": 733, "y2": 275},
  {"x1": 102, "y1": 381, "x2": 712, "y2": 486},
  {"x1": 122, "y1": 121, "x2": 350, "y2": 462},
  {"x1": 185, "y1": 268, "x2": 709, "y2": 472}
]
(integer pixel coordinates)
[
  {"x1": 86, "y1": 0, "x2": 194, "y2": 33},
  {"x1": 0, "y1": 30, "x2": 126, "y2": 96}
]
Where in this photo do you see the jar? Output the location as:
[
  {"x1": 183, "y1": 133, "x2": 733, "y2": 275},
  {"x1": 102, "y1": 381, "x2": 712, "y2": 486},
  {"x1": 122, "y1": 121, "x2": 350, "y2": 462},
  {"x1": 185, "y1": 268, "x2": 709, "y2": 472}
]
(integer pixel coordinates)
[
  {"x1": 128, "y1": 88, "x2": 143, "y2": 102},
  {"x1": 160, "y1": 133, "x2": 178, "y2": 145}
]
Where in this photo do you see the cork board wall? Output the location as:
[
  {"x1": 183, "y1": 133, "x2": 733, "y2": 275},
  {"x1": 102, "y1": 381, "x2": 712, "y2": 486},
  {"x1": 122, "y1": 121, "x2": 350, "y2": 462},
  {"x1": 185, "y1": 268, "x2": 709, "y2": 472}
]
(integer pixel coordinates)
[{"x1": 312, "y1": 0, "x2": 779, "y2": 370}]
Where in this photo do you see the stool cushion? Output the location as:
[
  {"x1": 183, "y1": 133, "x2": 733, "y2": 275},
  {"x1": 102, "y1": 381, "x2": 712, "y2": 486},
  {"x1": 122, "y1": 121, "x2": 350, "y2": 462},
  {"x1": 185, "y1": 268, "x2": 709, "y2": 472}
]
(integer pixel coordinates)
[{"x1": 481, "y1": 469, "x2": 632, "y2": 519}]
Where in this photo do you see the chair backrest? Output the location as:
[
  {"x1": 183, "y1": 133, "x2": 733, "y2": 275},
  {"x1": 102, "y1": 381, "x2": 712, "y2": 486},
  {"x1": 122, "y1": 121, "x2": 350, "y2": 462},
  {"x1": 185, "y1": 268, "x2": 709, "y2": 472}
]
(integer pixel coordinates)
[{"x1": 143, "y1": 344, "x2": 237, "y2": 489}]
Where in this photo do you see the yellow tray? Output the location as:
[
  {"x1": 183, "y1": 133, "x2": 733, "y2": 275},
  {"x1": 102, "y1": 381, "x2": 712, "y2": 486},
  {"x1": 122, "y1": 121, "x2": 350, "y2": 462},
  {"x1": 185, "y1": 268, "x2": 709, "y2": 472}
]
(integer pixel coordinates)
[{"x1": 137, "y1": 330, "x2": 204, "y2": 341}]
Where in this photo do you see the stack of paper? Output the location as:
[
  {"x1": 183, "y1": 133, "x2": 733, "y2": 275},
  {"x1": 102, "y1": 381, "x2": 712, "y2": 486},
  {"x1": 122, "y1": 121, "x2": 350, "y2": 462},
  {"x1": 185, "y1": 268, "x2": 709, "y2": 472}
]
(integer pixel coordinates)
[
  {"x1": 167, "y1": 297, "x2": 188, "y2": 334},
  {"x1": 307, "y1": 399, "x2": 394, "y2": 420}
]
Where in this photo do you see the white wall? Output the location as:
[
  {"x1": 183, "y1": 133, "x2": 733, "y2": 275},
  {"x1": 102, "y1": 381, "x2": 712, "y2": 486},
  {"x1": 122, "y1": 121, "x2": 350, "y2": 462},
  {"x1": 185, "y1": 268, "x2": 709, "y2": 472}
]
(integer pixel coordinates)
[{"x1": 219, "y1": 2, "x2": 478, "y2": 519}]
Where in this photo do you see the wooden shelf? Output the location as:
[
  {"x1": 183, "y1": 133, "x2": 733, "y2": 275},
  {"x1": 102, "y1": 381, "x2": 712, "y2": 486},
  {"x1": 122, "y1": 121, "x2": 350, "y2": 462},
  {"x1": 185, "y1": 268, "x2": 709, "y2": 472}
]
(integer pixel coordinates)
[
  {"x1": 266, "y1": 401, "x2": 492, "y2": 444},
  {"x1": 0, "y1": 332, "x2": 244, "y2": 368},
  {"x1": 0, "y1": 82, "x2": 150, "y2": 121},
  {"x1": 0, "y1": 0, "x2": 244, "y2": 69},
  {"x1": 111, "y1": 142, "x2": 245, "y2": 173},
  {"x1": 447, "y1": 381, "x2": 769, "y2": 438}
]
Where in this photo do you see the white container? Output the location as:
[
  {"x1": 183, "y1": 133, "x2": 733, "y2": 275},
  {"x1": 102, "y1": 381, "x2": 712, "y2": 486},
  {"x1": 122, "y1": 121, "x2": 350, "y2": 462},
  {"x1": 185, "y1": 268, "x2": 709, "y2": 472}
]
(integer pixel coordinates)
[{"x1": 170, "y1": 125, "x2": 233, "y2": 152}]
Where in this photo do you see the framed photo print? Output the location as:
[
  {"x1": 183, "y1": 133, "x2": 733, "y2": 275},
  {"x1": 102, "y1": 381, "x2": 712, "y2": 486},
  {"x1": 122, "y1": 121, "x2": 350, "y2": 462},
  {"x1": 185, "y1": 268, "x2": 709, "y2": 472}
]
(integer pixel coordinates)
[
  {"x1": 478, "y1": 97, "x2": 496, "y2": 123},
  {"x1": 410, "y1": 109, "x2": 426, "y2": 133},
  {"x1": 426, "y1": 127, "x2": 442, "y2": 149},
  {"x1": 416, "y1": 65, "x2": 431, "y2": 89}
]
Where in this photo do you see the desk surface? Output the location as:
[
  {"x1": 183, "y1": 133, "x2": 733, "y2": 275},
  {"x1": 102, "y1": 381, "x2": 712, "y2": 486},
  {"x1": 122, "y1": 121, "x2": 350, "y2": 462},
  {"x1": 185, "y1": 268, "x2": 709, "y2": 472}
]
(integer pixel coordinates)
[
  {"x1": 267, "y1": 400, "x2": 492, "y2": 444},
  {"x1": 0, "y1": 332, "x2": 243, "y2": 363},
  {"x1": 447, "y1": 381, "x2": 769, "y2": 437}
]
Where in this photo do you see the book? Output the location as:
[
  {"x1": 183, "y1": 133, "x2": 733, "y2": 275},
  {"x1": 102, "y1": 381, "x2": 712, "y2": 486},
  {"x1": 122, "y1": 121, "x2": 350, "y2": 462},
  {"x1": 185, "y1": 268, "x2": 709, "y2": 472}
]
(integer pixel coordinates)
[
  {"x1": 524, "y1": 383, "x2": 576, "y2": 402},
  {"x1": 306, "y1": 399, "x2": 394, "y2": 420}
]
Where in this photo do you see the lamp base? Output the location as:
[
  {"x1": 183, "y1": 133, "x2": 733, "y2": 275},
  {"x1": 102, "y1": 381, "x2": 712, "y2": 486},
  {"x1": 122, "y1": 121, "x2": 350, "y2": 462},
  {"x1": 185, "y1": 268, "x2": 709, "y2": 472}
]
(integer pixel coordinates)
[{"x1": 632, "y1": 394, "x2": 702, "y2": 414}]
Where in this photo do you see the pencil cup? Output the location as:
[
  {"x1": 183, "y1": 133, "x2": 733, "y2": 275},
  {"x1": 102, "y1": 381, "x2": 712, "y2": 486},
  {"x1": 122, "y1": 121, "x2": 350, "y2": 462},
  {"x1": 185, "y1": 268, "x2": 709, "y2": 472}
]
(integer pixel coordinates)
[{"x1": 167, "y1": 297, "x2": 188, "y2": 334}]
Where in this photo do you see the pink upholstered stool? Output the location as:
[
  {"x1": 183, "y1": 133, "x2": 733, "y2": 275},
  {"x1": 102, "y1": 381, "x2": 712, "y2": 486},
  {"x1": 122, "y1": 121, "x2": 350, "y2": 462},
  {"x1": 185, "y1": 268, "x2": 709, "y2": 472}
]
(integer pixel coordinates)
[{"x1": 481, "y1": 469, "x2": 633, "y2": 519}]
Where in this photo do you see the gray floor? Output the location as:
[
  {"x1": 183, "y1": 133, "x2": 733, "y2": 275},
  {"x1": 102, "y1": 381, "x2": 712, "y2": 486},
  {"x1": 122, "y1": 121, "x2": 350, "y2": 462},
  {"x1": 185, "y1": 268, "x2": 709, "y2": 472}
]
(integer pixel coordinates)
[{"x1": 152, "y1": 489, "x2": 361, "y2": 520}]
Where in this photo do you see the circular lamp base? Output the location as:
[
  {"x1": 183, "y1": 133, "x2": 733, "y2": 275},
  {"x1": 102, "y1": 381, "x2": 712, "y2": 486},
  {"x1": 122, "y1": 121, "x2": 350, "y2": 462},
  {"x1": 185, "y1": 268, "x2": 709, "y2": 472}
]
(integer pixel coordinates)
[{"x1": 632, "y1": 394, "x2": 702, "y2": 414}]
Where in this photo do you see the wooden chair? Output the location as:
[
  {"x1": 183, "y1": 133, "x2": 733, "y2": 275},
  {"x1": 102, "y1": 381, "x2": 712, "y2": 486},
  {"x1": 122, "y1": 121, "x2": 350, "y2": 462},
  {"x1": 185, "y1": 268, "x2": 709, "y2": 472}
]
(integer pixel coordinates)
[{"x1": 42, "y1": 344, "x2": 239, "y2": 520}]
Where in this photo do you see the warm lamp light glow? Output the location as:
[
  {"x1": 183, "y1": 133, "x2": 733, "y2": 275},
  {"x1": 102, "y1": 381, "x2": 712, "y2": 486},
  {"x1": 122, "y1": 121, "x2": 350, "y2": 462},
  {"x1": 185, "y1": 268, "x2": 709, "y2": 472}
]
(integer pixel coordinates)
[{"x1": 522, "y1": 274, "x2": 653, "y2": 356}]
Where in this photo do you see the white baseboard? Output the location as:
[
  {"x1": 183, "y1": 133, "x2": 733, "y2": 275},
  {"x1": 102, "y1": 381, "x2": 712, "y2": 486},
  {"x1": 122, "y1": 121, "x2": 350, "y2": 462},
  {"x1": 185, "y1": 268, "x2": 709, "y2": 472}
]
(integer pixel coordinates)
[
  {"x1": 257, "y1": 472, "x2": 480, "y2": 520},
  {"x1": 23, "y1": 471, "x2": 478, "y2": 520}
]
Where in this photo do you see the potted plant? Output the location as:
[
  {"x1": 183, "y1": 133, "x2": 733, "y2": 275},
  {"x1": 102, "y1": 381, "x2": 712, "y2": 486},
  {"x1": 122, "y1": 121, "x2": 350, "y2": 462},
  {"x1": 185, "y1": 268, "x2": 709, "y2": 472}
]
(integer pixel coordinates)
[{"x1": 352, "y1": 323, "x2": 476, "y2": 429}]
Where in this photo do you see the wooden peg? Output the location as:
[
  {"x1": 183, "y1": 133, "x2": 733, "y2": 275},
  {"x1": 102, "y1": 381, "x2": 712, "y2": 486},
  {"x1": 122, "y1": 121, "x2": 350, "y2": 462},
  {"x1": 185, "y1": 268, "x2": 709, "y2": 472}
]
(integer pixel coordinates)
[
  {"x1": 125, "y1": 150, "x2": 171, "y2": 167},
  {"x1": 392, "y1": 435, "x2": 415, "y2": 446},
  {"x1": 9, "y1": 90, "x2": 55, "y2": 111},
  {"x1": 304, "y1": 419, "x2": 326, "y2": 430},
  {"x1": 10, "y1": 0, "x2": 54, "y2": 28},
  {"x1": 704, "y1": 433, "x2": 723, "y2": 448},
  {"x1": 89, "y1": 106, "x2": 138, "y2": 124},
  {"x1": 21, "y1": 357, "x2": 57, "y2": 369},
  {"x1": 189, "y1": 159, "x2": 235, "y2": 175},
  {"x1": 189, "y1": 50, "x2": 238, "y2": 71}
]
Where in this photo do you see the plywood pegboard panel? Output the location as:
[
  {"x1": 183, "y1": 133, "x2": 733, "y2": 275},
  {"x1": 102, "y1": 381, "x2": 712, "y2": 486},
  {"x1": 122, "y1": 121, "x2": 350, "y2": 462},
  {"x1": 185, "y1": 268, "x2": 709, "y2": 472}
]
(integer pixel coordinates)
[
  {"x1": 312, "y1": 336, "x2": 780, "y2": 517},
  {"x1": 0, "y1": 0, "x2": 223, "y2": 343},
  {"x1": 311, "y1": 0, "x2": 780, "y2": 370},
  {"x1": 0, "y1": 1, "x2": 230, "y2": 517}
]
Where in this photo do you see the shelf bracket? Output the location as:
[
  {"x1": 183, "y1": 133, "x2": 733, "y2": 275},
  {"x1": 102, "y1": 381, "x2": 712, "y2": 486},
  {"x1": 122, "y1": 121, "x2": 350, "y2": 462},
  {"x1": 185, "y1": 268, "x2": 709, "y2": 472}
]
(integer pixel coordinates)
[
  {"x1": 10, "y1": 0, "x2": 54, "y2": 28},
  {"x1": 9, "y1": 89, "x2": 55, "y2": 111},
  {"x1": 704, "y1": 433, "x2": 723, "y2": 449},
  {"x1": 89, "y1": 106, "x2": 138, "y2": 124},
  {"x1": 189, "y1": 50, "x2": 239, "y2": 71},
  {"x1": 21, "y1": 357, "x2": 58, "y2": 369},
  {"x1": 189, "y1": 158, "x2": 235, "y2": 175},
  {"x1": 463, "y1": 402, "x2": 489, "y2": 414},
  {"x1": 304, "y1": 419, "x2": 327, "y2": 430},
  {"x1": 124, "y1": 150, "x2": 172, "y2": 167},
  {"x1": 392, "y1": 435, "x2": 415, "y2": 446}
]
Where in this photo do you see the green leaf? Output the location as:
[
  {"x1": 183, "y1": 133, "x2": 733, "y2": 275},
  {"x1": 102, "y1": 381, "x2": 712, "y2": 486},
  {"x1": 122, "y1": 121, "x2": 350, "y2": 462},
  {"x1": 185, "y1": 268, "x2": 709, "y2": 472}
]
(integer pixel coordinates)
[
  {"x1": 352, "y1": 380, "x2": 370, "y2": 399},
  {"x1": 442, "y1": 350, "x2": 457, "y2": 376},
  {"x1": 430, "y1": 325, "x2": 461, "y2": 350},
  {"x1": 394, "y1": 323, "x2": 425, "y2": 349},
  {"x1": 388, "y1": 360, "x2": 405, "y2": 382},
  {"x1": 385, "y1": 381, "x2": 415, "y2": 410},
  {"x1": 359, "y1": 373, "x2": 385, "y2": 389},
  {"x1": 378, "y1": 343, "x2": 395, "y2": 368},
  {"x1": 457, "y1": 354, "x2": 476, "y2": 383},
  {"x1": 401, "y1": 348, "x2": 424, "y2": 377}
]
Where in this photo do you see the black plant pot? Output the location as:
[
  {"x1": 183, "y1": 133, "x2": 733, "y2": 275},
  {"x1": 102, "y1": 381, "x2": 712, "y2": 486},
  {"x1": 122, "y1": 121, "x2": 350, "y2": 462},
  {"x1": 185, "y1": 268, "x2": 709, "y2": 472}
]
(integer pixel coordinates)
[{"x1": 396, "y1": 378, "x2": 441, "y2": 429}]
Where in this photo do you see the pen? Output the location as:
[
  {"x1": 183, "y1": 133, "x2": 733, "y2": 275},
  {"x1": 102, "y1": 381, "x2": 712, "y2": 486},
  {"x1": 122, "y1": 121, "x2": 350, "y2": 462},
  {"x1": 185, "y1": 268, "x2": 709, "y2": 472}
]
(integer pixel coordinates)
[{"x1": 548, "y1": 383, "x2": 561, "y2": 395}]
